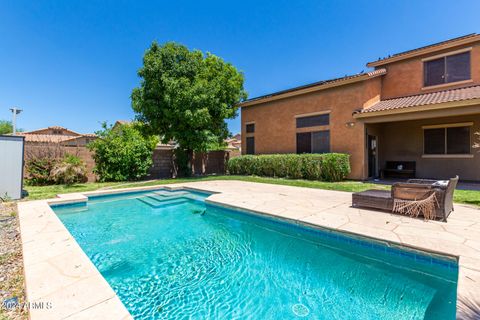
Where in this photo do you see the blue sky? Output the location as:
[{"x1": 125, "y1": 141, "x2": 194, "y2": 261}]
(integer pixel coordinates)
[{"x1": 1, "y1": 1, "x2": 479, "y2": 135}]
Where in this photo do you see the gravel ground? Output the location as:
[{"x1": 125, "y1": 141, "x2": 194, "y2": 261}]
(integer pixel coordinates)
[{"x1": 0, "y1": 203, "x2": 27, "y2": 320}]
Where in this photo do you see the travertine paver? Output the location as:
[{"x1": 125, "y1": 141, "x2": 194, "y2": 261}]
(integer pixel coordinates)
[
  {"x1": 17, "y1": 200, "x2": 132, "y2": 320},
  {"x1": 18, "y1": 180, "x2": 480, "y2": 319}
]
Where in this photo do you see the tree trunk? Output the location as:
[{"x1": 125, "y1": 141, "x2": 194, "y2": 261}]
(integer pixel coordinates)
[
  {"x1": 201, "y1": 152, "x2": 206, "y2": 175},
  {"x1": 188, "y1": 149, "x2": 195, "y2": 176}
]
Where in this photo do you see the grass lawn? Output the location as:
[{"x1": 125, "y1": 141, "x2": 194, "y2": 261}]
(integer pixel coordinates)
[{"x1": 23, "y1": 175, "x2": 480, "y2": 207}]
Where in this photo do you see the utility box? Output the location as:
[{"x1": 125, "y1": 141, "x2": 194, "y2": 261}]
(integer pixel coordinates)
[{"x1": 0, "y1": 135, "x2": 25, "y2": 200}]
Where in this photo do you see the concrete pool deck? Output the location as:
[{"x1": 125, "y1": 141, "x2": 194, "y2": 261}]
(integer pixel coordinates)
[{"x1": 17, "y1": 180, "x2": 480, "y2": 319}]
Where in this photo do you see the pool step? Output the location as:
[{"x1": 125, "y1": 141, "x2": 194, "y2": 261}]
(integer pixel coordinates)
[
  {"x1": 152, "y1": 190, "x2": 189, "y2": 198},
  {"x1": 138, "y1": 196, "x2": 189, "y2": 208},
  {"x1": 146, "y1": 194, "x2": 186, "y2": 203}
]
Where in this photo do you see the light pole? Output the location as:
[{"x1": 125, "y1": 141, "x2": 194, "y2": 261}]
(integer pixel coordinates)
[{"x1": 9, "y1": 107, "x2": 22, "y2": 135}]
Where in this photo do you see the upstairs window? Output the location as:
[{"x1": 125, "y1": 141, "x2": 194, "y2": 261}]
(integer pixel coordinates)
[
  {"x1": 296, "y1": 114, "x2": 329, "y2": 128},
  {"x1": 424, "y1": 51, "x2": 471, "y2": 87},
  {"x1": 424, "y1": 125, "x2": 471, "y2": 155},
  {"x1": 246, "y1": 123, "x2": 255, "y2": 133}
]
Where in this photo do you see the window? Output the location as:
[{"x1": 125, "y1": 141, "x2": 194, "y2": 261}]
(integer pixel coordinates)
[
  {"x1": 246, "y1": 123, "x2": 255, "y2": 133},
  {"x1": 424, "y1": 128, "x2": 445, "y2": 154},
  {"x1": 424, "y1": 125, "x2": 471, "y2": 155},
  {"x1": 246, "y1": 137, "x2": 255, "y2": 154},
  {"x1": 296, "y1": 114, "x2": 329, "y2": 128},
  {"x1": 424, "y1": 51, "x2": 471, "y2": 87},
  {"x1": 447, "y1": 126, "x2": 470, "y2": 154},
  {"x1": 296, "y1": 132, "x2": 311, "y2": 154},
  {"x1": 296, "y1": 130, "x2": 330, "y2": 154}
]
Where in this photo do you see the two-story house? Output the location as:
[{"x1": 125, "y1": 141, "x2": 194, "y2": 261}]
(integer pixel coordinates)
[{"x1": 240, "y1": 34, "x2": 480, "y2": 181}]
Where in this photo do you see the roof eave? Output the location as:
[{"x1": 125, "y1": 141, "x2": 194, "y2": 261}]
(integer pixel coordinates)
[
  {"x1": 366, "y1": 35, "x2": 480, "y2": 68},
  {"x1": 354, "y1": 98, "x2": 480, "y2": 119},
  {"x1": 240, "y1": 69, "x2": 386, "y2": 108}
]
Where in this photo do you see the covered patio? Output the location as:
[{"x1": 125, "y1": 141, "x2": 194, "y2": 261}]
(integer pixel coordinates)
[{"x1": 354, "y1": 85, "x2": 480, "y2": 181}]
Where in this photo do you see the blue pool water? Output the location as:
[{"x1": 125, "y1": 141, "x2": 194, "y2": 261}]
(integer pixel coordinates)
[{"x1": 53, "y1": 189, "x2": 458, "y2": 319}]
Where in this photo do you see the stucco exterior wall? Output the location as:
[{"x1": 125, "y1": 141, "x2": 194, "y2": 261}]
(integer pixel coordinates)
[
  {"x1": 370, "y1": 114, "x2": 480, "y2": 181},
  {"x1": 379, "y1": 43, "x2": 480, "y2": 99},
  {"x1": 241, "y1": 78, "x2": 382, "y2": 179}
]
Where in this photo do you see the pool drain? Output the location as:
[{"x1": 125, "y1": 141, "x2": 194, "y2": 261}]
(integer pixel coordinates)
[{"x1": 292, "y1": 303, "x2": 309, "y2": 317}]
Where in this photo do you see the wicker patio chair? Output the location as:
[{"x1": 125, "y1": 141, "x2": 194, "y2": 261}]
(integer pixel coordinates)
[
  {"x1": 352, "y1": 176, "x2": 459, "y2": 221},
  {"x1": 400, "y1": 176, "x2": 459, "y2": 221}
]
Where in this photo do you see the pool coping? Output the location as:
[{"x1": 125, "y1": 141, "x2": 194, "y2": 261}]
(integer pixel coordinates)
[{"x1": 17, "y1": 181, "x2": 480, "y2": 319}]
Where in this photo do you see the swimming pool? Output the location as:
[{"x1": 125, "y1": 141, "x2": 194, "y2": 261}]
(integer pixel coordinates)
[{"x1": 52, "y1": 189, "x2": 458, "y2": 319}]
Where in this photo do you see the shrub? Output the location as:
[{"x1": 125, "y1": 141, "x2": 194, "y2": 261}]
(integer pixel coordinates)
[
  {"x1": 25, "y1": 157, "x2": 57, "y2": 185},
  {"x1": 227, "y1": 153, "x2": 350, "y2": 182},
  {"x1": 88, "y1": 122, "x2": 159, "y2": 182},
  {"x1": 50, "y1": 154, "x2": 88, "y2": 185}
]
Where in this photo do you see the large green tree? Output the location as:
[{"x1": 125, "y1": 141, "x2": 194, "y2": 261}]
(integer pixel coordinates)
[
  {"x1": 0, "y1": 120, "x2": 13, "y2": 134},
  {"x1": 131, "y1": 42, "x2": 247, "y2": 175},
  {"x1": 88, "y1": 122, "x2": 158, "y2": 181}
]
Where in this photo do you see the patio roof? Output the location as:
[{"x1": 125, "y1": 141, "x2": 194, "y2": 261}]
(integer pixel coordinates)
[{"x1": 355, "y1": 85, "x2": 480, "y2": 119}]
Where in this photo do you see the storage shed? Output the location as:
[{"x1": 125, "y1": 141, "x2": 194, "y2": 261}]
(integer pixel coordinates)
[{"x1": 0, "y1": 135, "x2": 25, "y2": 200}]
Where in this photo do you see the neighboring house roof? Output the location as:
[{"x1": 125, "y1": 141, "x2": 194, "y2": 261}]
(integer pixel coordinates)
[
  {"x1": 23, "y1": 126, "x2": 82, "y2": 136},
  {"x1": 20, "y1": 134, "x2": 79, "y2": 143},
  {"x1": 241, "y1": 69, "x2": 387, "y2": 107},
  {"x1": 367, "y1": 33, "x2": 480, "y2": 67},
  {"x1": 356, "y1": 85, "x2": 480, "y2": 117},
  {"x1": 113, "y1": 120, "x2": 131, "y2": 128},
  {"x1": 225, "y1": 134, "x2": 241, "y2": 150},
  {"x1": 156, "y1": 143, "x2": 176, "y2": 150},
  {"x1": 18, "y1": 126, "x2": 96, "y2": 144}
]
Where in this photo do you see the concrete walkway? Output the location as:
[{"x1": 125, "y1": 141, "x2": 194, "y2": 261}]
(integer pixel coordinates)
[{"x1": 18, "y1": 180, "x2": 480, "y2": 319}]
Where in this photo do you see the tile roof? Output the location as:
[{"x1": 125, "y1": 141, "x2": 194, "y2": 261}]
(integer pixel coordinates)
[
  {"x1": 18, "y1": 126, "x2": 97, "y2": 143},
  {"x1": 23, "y1": 126, "x2": 81, "y2": 136},
  {"x1": 19, "y1": 134, "x2": 80, "y2": 143},
  {"x1": 361, "y1": 85, "x2": 480, "y2": 114}
]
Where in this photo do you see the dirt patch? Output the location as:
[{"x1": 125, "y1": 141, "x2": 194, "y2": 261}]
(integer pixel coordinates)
[{"x1": 0, "y1": 203, "x2": 27, "y2": 320}]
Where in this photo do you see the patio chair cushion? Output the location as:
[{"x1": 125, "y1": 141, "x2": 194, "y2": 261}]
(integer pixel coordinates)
[
  {"x1": 392, "y1": 183, "x2": 433, "y2": 201},
  {"x1": 432, "y1": 180, "x2": 449, "y2": 187}
]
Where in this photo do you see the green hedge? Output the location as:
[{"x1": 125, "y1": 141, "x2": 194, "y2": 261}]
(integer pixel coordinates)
[{"x1": 227, "y1": 153, "x2": 350, "y2": 182}]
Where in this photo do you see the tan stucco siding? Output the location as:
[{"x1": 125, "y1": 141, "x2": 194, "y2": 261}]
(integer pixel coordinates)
[
  {"x1": 380, "y1": 43, "x2": 480, "y2": 99},
  {"x1": 241, "y1": 78, "x2": 382, "y2": 179}
]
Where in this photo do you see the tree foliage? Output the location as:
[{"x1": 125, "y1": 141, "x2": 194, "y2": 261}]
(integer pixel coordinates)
[
  {"x1": 131, "y1": 42, "x2": 247, "y2": 174},
  {"x1": 0, "y1": 120, "x2": 13, "y2": 134},
  {"x1": 88, "y1": 122, "x2": 158, "y2": 181}
]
